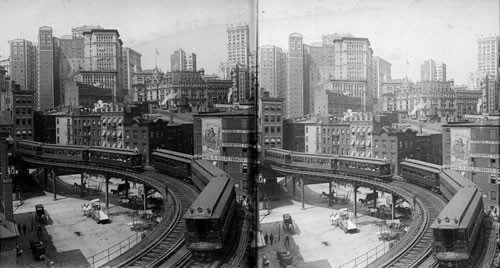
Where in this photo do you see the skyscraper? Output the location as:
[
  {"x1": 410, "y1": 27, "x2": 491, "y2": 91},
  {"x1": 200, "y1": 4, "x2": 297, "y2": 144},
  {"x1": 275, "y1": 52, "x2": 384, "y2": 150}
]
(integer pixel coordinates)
[
  {"x1": 37, "y1": 26, "x2": 55, "y2": 111},
  {"x1": 122, "y1": 47, "x2": 142, "y2": 93},
  {"x1": 186, "y1": 53, "x2": 197, "y2": 71},
  {"x1": 477, "y1": 35, "x2": 499, "y2": 78},
  {"x1": 8, "y1": 39, "x2": 37, "y2": 91},
  {"x1": 81, "y1": 29, "x2": 124, "y2": 103},
  {"x1": 170, "y1": 49, "x2": 186, "y2": 71},
  {"x1": 227, "y1": 24, "x2": 250, "y2": 66},
  {"x1": 421, "y1": 59, "x2": 446, "y2": 82},
  {"x1": 372, "y1": 56, "x2": 392, "y2": 100},
  {"x1": 286, "y1": 33, "x2": 304, "y2": 119},
  {"x1": 258, "y1": 45, "x2": 286, "y2": 98}
]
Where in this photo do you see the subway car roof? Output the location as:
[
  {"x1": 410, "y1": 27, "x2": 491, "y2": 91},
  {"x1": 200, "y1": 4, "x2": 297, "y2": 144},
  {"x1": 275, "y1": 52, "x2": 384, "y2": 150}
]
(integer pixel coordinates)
[
  {"x1": 154, "y1": 149, "x2": 194, "y2": 160},
  {"x1": 402, "y1": 159, "x2": 442, "y2": 170},
  {"x1": 338, "y1": 156, "x2": 389, "y2": 165},
  {"x1": 400, "y1": 161, "x2": 441, "y2": 174},
  {"x1": 440, "y1": 169, "x2": 476, "y2": 188},
  {"x1": 431, "y1": 187, "x2": 482, "y2": 229},
  {"x1": 88, "y1": 147, "x2": 140, "y2": 155},
  {"x1": 184, "y1": 175, "x2": 233, "y2": 219}
]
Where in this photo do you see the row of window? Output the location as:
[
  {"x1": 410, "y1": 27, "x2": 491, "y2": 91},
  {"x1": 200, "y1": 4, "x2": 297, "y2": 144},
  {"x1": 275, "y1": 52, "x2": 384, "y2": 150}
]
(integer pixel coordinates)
[{"x1": 264, "y1": 126, "x2": 281, "y2": 134}]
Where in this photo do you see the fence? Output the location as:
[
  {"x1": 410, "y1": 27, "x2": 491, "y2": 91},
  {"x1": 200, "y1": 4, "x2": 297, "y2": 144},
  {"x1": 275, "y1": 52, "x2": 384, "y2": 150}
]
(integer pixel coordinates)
[
  {"x1": 86, "y1": 230, "x2": 146, "y2": 268},
  {"x1": 337, "y1": 241, "x2": 390, "y2": 268}
]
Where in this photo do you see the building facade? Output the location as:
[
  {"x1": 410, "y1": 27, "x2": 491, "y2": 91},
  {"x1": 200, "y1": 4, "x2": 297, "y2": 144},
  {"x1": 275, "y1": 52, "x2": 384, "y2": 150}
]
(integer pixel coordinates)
[
  {"x1": 421, "y1": 59, "x2": 446, "y2": 82},
  {"x1": 81, "y1": 29, "x2": 124, "y2": 103},
  {"x1": 372, "y1": 56, "x2": 392, "y2": 101},
  {"x1": 193, "y1": 109, "x2": 257, "y2": 196},
  {"x1": 259, "y1": 45, "x2": 286, "y2": 98},
  {"x1": 8, "y1": 39, "x2": 37, "y2": 91},
  {"x1": 37, "y1": 26, "x2": 55, "y2": 111},
  {"x1": 477, "y1": 35, "x2": 499, "y2": 78},
  {"x1": 227, "y1": 24, "x2": 250, "y2": 66},
  {"x1": 122, "y1": 48, "x2": 142, "y2": 94},
  {"x1": 443, "y1": 120, "x2": 500, "y2": 212},
  {"x1": 258, "y1": 91, "x2": 284, "y2": 149},
  {"x1": 286, "y1": 33, "x2": 304, "y2": 119}
]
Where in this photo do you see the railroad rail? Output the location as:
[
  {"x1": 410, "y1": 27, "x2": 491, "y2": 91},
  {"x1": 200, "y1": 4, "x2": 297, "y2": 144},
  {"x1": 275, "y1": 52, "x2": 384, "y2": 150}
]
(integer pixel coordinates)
[
  {"x1": 102, "y1": 171, "x2": 199, "y2": 268},
  {"x1": 367, "y1": 182, "x2": 446, "y2": 268},
  {"x1": 269, "y1": 165, "x2": 445, "y2": 268},
  {"x1": 18, "y1": 156, "x2": 199, "y2": 268}
]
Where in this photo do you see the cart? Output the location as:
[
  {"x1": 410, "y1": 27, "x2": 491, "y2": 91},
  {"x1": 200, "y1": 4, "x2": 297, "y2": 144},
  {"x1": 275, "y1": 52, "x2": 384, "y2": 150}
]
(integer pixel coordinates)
[
  {"x1": 282, "y1": 214, "x2": 294, "y2": 233},
  {"x1": 35, "y1": 204, "x2": 48, "y2": 224}
]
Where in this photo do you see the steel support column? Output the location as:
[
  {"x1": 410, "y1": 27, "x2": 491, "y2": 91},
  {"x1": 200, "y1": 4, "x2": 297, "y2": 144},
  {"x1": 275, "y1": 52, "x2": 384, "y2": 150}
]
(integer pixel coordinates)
[
  {"x1": 328, "y1": 182, "x2": 332, "y2": 207},
  {"x1": 52, "y1": 169, "x2": 57, "y2": 200},
  {"x1": 125, "y1": 179, "x2": 129, "y2": 199},
  {"x1": 105, "y1": 176, "x2": 109, "y2": 209},
  {"x1": 143, "y1": 184, "x2": 148, "y2": 210},
  {"x1": 392, "y1": 195, "x2": 396, "y2": 220},
  {"x1": 80, "y1": 173, "x2": 85, "y2": 197},
  {"x1": 301, "y1": 178, "x2": 305, "y2": 209},
  {"x1": 292, "y1": 177, "x2": 296, "y2": 196},
  {"x1": 353, "y1": 183, "x2": 358, "y2": 218}
]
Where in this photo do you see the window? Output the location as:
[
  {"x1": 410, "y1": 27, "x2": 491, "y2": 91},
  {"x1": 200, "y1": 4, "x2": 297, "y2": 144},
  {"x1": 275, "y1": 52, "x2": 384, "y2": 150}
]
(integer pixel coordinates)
[
  {"x1": 264, "y1": 115, "x2": 269, "y2": 122},
  {"x1": 264, "y1": 127, "x2": 269, "y2": 133},
  {"x1": 305, "y1": 127, "x2": 308, "y2": 133},
  {"x1": 271, "y1": 126, "x2": 275, "y2": 133},
  {"x1": 277, "y1": 126, "x2": 281, "y2": 133},
  {"x1": 242, "y1": 164, "x2": 248, "y2": 174},
  {"x1": 277, "y1": 115, "x2": 281, "y2": 122},
  {"x1": 491, "y1": 175, "x2": 497, "y2": 184},
  {"x1": 56, "y1": 128, "x2": 59, "y2": 134},
  {"x1": 491, "y1": 191, "x2": 497, "y2": 201}
]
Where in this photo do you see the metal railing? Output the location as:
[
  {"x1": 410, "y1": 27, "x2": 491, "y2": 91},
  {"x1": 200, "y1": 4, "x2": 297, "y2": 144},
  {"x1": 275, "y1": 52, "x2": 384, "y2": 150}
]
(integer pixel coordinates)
[
  {"x1": 337, "y1": 241, "x2": 391, "y2": 268},
  {"x1": 86, "y1": 230, "x2": 146, "y2": 268}
]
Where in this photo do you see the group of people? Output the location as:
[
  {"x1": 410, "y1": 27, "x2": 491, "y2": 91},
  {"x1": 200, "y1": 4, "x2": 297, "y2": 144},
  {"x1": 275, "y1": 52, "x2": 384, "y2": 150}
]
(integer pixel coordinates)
[
  {"x1": 17, "y1": 223, "x2": 43, "y2": 237},
  {"x1": 263, "y1": 233, "x2": 290, "y2": 246}
]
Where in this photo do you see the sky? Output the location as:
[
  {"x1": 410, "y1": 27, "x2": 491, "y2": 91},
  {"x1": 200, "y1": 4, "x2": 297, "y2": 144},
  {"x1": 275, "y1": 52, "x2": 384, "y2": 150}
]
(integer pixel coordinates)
[
  {"x1": 259, "y1": 0, "x2": 499, "y2": 84},
  {"x1": 0, "y1": 0, "x2": 257, "y2": 75}
]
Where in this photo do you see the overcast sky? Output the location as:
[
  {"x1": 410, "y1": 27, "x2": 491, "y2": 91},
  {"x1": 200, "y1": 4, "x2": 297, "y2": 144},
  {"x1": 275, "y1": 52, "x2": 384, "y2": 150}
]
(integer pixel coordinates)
[
  {"x1": 0, "y1": 0, "x2": 256, "y2": 75},
  {"x1": 260, "y1": 0, "x2": 499, "y2": 84}
]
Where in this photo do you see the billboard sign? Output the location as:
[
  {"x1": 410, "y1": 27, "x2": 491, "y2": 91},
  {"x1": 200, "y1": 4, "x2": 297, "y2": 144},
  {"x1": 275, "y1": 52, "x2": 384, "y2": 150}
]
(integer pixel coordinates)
[
  {"x1": 202, "y1": 118, "x2": 222, "y2": 156},
  {"x1": 450, "y1": 128, "x2": 470, "y2": 167}
]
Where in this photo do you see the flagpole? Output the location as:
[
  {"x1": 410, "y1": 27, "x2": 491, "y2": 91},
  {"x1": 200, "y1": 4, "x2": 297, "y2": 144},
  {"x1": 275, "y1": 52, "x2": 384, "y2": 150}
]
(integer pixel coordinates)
[{"x1": 155, "y1": 50, "x2": 157, "y2": 68}]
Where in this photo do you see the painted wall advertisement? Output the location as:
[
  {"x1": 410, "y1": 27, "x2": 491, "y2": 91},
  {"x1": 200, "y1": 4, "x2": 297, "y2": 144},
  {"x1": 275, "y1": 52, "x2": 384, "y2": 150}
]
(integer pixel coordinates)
[
  {"x1": 202, "y1": 118, "x2": 221, "y2": 156},
  {"x1": 450, "y1": 128, "x2": 470, "y2": 167}
]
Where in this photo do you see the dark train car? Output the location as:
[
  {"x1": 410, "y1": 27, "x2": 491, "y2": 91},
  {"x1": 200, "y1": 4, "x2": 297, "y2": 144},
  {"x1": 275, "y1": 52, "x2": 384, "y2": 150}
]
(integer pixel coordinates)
[
  {"x1": 151, "y1": 149, "x2": 194, "y2": 180},
  {"x1": 289, "y1": 152, "x2": 337, "y2": 172},
  {"x1": 41, "y1": 144, "x2": 88, "y2": 163},
  {"x1": 16, "y1": 140, "x2": 43, "y2": 157},
  {"x1": 439, "y1": 169, "x2": 476, "y2": 202},
  {"x1": 184, "y1": 175, "x2": 237, "y2": 261},
  {"x1": 337, "y1": 156, "x2": 392, "y2": 181},
  {"x1": 190, "y1": 159, "x2": 225, "y2": 191},
  {"x1": 264, "y1": 148, "x2": 292, "y2": 166},
  {"x1": 431, "y1": 187, "x2": 484, "y2": 268},
  {"x1": 400, "y1": 159, "x2": 441, "y2": 192},
  {"x1": 87, "y1": 147, "x2": 143, "y2": 170}
]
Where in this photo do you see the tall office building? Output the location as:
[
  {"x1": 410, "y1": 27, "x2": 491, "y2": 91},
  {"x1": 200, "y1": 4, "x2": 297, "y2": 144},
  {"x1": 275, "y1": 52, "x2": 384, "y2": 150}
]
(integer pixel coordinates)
[
  {"x1": 186, "y1": 53, "x2": 197, "y2": 71},
  {"x1": 8, "y1": 39, "x2": 37, "y2": 91},
  {"x1": 308, "y1": 44, "x2": 335, "y2": 115},
  {"x1": 477, "y1": 35, "x2": 499, "y2": 78},
  {"x1": 372, "y1": 56, "x2": 392, "y2": 100},
  {"x1": 81, "y1": 29, "x2": 124, "y2": 103},
  {"x1": 421, "y1": 59, "x2": 446, "y2": 82},
  {"x1": 37, "y1": 26, "x2": 55, "y2": 111},
  {"x1": 286, "y1": 33, "x2": 304, "y2": 119},
  {"x1": 227, "y1": 24, "x2": 250, "y2": 66},
  {"x1": 332, "y1": 37, "x2": 374, "y2": 111},
  {"x1": 55, "y1": 35, "x2": 85, "y2": 106},
  {"x1": 258, "y1": 45, "x2": 286, "y2": 98},
  {"x1": 170, "y1": 49, "x2": 186, "y2": 71},
  {"x1": 122, "y1": 47, "x2": 142, "y2": 93}
]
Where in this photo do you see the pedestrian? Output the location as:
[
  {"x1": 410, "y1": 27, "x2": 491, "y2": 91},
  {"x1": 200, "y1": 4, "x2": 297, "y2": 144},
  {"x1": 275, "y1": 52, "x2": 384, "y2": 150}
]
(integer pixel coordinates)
[
  {"x1": 22, "y1": 224, "x2": 27, "y2": 235},
  {"x1": 264, "y1": 233, "x2": 268, "y2": 246},
  {"x1": 285, "y1": 235, "x2": 290, "y2": 246},
  {"x1": 17, "y1": 224, "x2": 22, "y2": 235},
  {"x1": 37, "y1": 225, "x2": 42, "y2": 237},
  {"x1": 269, "y1": 233, "x2": 274, "y2": 245}
]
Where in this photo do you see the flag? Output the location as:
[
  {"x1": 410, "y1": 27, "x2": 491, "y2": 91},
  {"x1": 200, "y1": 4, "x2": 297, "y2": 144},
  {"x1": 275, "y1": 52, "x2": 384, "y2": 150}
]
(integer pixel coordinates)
[{"x1": 156, "y1": 49, "x2": 159, "y2": 56}]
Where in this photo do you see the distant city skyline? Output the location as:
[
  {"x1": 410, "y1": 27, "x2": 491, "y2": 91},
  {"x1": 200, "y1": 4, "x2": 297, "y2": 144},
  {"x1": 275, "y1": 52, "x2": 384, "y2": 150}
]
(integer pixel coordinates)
[
  {"x1": 259, "y1": 0, "x2": 499, "y2": 85},
  {"x1": 0, "y1": 0, "x2": 256, "y2": 75}
]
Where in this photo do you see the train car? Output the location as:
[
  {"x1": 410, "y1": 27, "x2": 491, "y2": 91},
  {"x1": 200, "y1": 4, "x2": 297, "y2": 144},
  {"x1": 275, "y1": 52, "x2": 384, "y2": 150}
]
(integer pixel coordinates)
[
  {"x1": 16, "y1": 140, "x2": 43, "y2": 157},
  {"x1": 431, "y1": 187, "x2": 484, "y2": 267},
  {"x1": 151, "y1": 149, "x2": 194, "y2": 180},
  {"x1": 439, "y1": 169, "x2": 476, "y2": 202},
  {"x1": 289, "y1": 152, "x2": 337, "y2": 172},
  {"x1": 40, "y1": 143, "x2": 88, "y2": 163},
  {"x1": 190, "y1": 159, "x2": 225, "y2": 191},
  {"x1": 337, "y1": 156, "x2": 392, "y2": 181},
  {"x1": 87, "y1": 147, "x2": 143, "y2": 170},
  {"x1": 400, "y1": 159, "x2": 442, "y2": 192},
  {"x1": 264, "y1": 148, "x2": 291, "y2": 165},
  {"x1": 184, "y1": 174, "x2": 237, "y2": 261}
]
